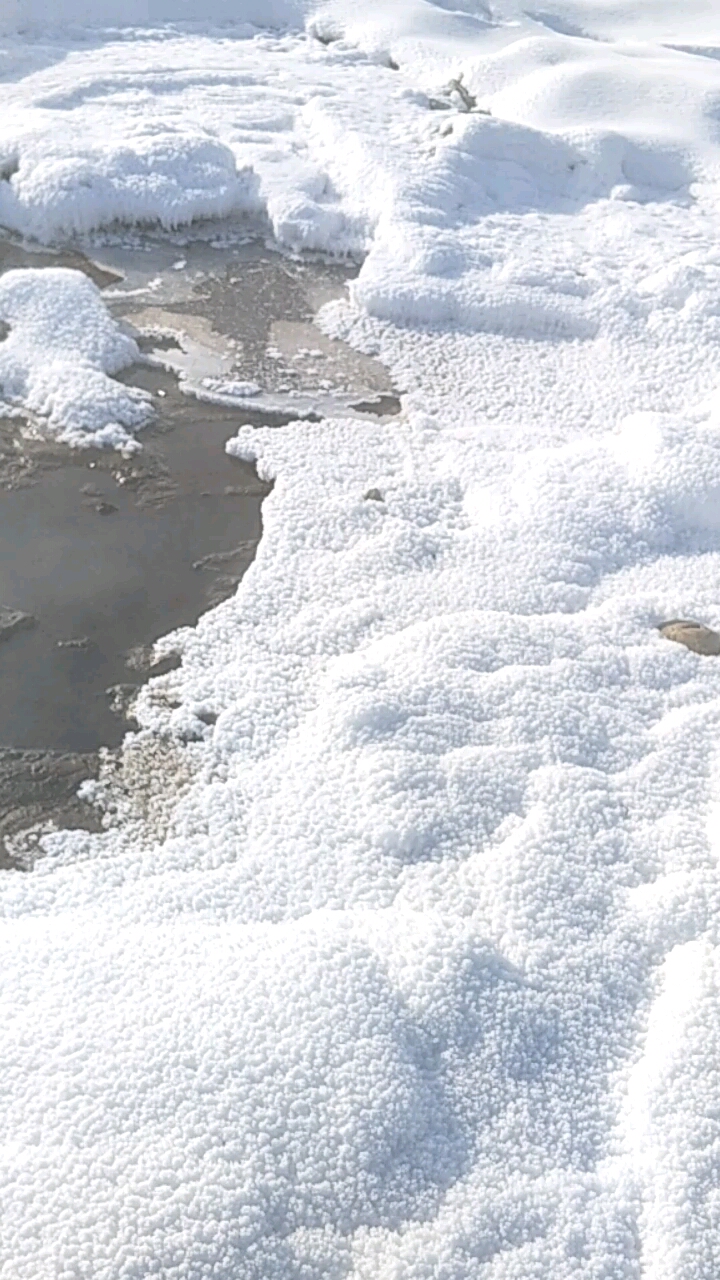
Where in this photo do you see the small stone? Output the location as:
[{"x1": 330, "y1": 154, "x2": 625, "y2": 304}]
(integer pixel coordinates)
[
  {"x1": 94, "y1": 501, "x2": 118, "y2": 515},
  {"x1": 659, "y1": 619, "x2": 720, "y2": 656},
  {"x1": 364, "y1": 488, "x2": 385, "y2": 503},
  {"x1": 0, "y1": 606, "x2": 36, "y2": 643}
]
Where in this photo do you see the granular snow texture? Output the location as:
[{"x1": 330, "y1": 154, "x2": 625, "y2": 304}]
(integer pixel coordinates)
[
  {"x1": 2, "y1": 3, "x2": 720, "y2": 1279},
  {"x1": 0, "y1": 266, "x2": 150, "y2": 447}
]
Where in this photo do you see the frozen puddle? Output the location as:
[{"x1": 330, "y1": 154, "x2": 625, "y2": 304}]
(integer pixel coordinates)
[
  {"x1": 93, "y1": 228, "x2": 398, "y2": 418},
  {"x1": 0, "y1": 228, "x2": 399, "y2": 862}
]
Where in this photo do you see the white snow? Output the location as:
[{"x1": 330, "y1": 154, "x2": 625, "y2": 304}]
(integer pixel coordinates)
[
  {"x1": 0, "y1": 266, "x2": 151, "y2": 447},
  {"x1": 2, "y1": 2, "x2": 720, "y2": 1278}
]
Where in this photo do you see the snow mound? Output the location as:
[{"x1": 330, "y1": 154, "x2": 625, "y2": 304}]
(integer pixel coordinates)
[
  {"x1": 1, "y1": 0, "x2": 717, "y2": 277},
  {"x1": 0, "y1": 129, "x2": 261, "y2": 243},
  {"x1": 0, "y1": 912, "x2": 467, "y2": 1280},
  {"x1": 0, "y1": 267, "x2": 151, "y2": 448}
]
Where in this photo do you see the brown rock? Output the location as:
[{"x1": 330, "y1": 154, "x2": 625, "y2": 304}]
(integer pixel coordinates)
[{"x1": 659, "y1": 619, "x2": 720, "y2": 656}]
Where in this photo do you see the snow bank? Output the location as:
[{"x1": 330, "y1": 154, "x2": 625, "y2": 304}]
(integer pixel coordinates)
[
  {"x1": 2, "y1": 0, "x2": 719, "y2": 321},
  {"x1": 2, "y1": 2, "x2": 720, "y2": 1278},
  {"x1": 0, "y1": 267, "x2": 151, "y2": 447}
]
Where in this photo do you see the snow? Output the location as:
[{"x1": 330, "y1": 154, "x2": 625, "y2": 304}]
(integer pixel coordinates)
[
  {"x1": 2, "y1": 2, "x2": 720, "y2": 1278},
  {"x1": 0, "y1": 130, "x2": 261, "y2": 243},
  {"x1": 0, "y1": 266, "x2": 151, "y2": 447}
]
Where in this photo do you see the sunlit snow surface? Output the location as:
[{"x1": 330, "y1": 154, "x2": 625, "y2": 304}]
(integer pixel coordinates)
[{"x1": 2, "y1": 2, "x2": 720, "y2": 1277}]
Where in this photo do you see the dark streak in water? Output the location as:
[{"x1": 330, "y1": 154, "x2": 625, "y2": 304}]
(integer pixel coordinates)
[{"x1": 349, "y1": 394, "x2": 402, "y2": 417}]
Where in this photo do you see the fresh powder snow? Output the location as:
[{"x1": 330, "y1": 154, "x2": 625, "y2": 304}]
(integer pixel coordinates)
[{"x1": 1, "y1": 2, "x2": 720, "y2": 1278}]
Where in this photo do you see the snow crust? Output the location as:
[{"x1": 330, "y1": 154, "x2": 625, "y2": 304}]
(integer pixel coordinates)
[{"x1": 2, "y1": 2, "x2": 720, "y2": 1278}]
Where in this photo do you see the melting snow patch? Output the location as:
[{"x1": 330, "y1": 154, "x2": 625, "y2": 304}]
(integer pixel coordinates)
[
  {"x1": 0, "y1": 130, "x2": 262, "y2": 243},
  {"x1": 0, "y1": 268, "x2": 151, "y2": 449}
]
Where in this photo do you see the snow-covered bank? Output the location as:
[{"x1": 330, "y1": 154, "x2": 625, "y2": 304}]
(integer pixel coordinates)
[
  {"x1": 2, "y1": 3, "x2": 720, "y2": 1279},
  {"x1": 2, "y1": 0, "x2": 720, "y2": 257}
]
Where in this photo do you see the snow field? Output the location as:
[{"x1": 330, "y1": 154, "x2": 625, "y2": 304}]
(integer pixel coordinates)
[{"x1": 2, "y1": 2, "x2": 720, "y2": 1278}]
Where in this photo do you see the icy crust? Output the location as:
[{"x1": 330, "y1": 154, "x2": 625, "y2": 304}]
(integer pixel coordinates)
[{"x1": 0, "y1": 266, "x2": 151, "y2": 447}]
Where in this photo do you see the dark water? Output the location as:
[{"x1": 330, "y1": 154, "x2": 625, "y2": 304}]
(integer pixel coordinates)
[
  {"x1": 0, "y1": 365, "x2": 271, "y2": 752},
  {"x1": 0, "y1": 227, "x2": 399, "y2": 858}
]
